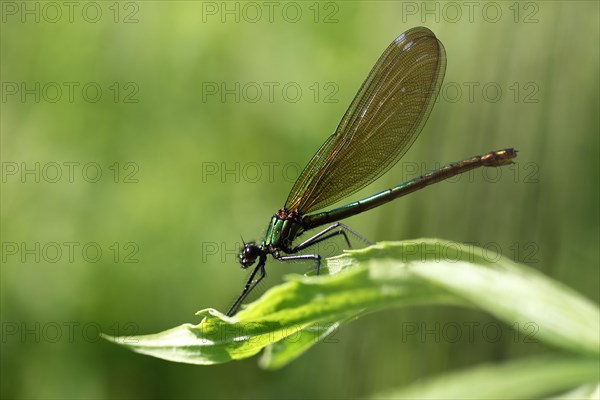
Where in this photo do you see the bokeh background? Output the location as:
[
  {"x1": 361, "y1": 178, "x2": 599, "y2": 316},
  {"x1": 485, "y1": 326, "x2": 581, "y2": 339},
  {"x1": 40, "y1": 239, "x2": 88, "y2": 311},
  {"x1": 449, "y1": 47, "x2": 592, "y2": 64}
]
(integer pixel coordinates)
[{"x1": 2, "y1": 1, "x2": 598, "y2": 398}]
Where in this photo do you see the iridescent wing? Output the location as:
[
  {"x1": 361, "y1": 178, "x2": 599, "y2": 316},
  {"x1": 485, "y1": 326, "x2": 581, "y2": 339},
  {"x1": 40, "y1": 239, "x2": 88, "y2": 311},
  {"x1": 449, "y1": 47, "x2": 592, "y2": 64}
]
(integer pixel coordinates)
[{"x1": 285, "y1": 27, "x2": 446, "y2": 214}]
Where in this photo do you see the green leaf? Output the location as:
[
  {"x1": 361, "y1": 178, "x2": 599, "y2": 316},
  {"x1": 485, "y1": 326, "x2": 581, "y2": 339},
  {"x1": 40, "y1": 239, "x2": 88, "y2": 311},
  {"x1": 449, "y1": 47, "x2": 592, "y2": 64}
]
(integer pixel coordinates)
[
  {"x1": 372, "y1": 355, "x2": 599, "y2": 400},
  {"x1": 104, "y1": 239, "x2": 600, "y2": 368},
  {"x1": 550, "y1": 382, "x2": 600, "y2": 399}
]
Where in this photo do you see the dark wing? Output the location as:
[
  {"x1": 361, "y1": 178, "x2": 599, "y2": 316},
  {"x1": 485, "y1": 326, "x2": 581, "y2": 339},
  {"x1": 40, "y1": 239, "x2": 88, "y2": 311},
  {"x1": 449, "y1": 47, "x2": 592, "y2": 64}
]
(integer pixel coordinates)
[{"x1": 285, "y1": 27, "x2": 446, "y2": 214}]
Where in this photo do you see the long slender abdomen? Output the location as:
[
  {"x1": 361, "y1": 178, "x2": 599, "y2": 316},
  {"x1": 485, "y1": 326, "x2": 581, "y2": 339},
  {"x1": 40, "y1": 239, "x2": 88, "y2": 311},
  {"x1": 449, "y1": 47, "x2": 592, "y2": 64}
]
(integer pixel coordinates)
[{"x1": 303, "y1": 148, "x2": 517, "y2": 229}]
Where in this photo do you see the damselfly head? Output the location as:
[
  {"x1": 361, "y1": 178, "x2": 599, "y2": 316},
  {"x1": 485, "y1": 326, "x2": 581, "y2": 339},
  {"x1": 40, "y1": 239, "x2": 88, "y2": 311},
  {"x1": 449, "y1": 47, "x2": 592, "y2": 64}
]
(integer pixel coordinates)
[{"x1": 239, "y1": 242, "x2": 261, "y2": 269}]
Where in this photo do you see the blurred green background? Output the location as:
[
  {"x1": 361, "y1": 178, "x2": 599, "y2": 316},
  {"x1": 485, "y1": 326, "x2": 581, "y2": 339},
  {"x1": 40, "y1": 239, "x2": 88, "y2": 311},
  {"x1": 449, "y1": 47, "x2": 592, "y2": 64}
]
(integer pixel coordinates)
[{"x1": 1, "y1": 1, "x2": 598, "y2": 398}]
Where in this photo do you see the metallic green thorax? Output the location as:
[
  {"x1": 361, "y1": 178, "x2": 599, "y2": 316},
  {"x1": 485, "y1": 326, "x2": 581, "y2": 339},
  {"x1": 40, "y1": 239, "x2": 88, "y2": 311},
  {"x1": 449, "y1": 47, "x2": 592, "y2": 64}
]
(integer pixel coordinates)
[{"x1": 262, "y1": 209, "x2": 305, "y2": 251}]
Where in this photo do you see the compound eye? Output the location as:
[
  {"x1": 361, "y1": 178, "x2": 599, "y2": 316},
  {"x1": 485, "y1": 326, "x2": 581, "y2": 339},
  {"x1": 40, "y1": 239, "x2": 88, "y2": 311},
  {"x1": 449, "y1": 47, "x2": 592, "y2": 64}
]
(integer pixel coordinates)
[{"x1": 239, "y1": 243, "x2": 260, "y2": 269}]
